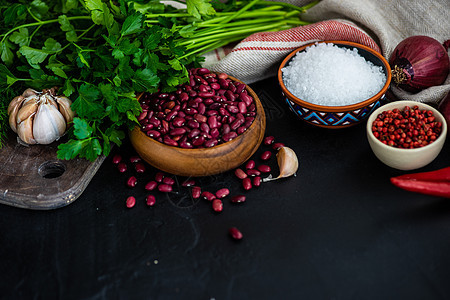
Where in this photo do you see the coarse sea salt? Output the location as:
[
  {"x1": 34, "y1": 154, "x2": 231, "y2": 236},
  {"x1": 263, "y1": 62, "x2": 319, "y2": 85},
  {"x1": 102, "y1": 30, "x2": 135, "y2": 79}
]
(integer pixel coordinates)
[{"x1": 282, "y1": 43, "x2": 386, "y2": 106}]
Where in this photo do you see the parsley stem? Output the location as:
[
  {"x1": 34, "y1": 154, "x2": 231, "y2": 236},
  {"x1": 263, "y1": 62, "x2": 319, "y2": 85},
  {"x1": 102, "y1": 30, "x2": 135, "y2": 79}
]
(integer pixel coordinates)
[
  {"x1": 218, "y1": 0, "x2": 261, "y2": 24},
  {"x1": 0, "y1": 16, "x2": 92, "y2": 43},
  {"x1": 178, "y1": 21, "x2": 301, "y2": 46}
]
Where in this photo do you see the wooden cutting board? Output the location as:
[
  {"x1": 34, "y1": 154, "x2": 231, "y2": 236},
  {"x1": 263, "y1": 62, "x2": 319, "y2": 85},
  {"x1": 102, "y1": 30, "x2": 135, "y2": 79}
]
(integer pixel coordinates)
[{"x1": 0, "y1": 132, "x2": 105, "y2": 210}]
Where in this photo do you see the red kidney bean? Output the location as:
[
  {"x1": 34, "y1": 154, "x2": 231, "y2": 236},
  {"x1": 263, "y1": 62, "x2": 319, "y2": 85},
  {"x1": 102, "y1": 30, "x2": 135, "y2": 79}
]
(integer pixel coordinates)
[
  {"x1": 192, "y1": 135, "x2": 205, "y2": 147},
  {"x1": 260, "y1": 150, "x2": 272, "y2": 161},
  {"x1": 197, "y1": 68, "x2": 210, "y2": 75},
  {"x1": 117, "y1": 162, "x2": 127, "y2": 173},
  {"x1": 212, "y1": 199, "x2": 223, "y2": 212},
  {"x1": 257, "y1": 165, "x2": 271, "y2": 173},
  {"x1": 172, "y1": 117, "x2": 185, "y2": 127},
  {"x1": 179, "y1": 140, "x2": 193, "y2": 149},
  {"x1": 204, "y1": 139, "x2": 218, "y2": 148},
  {"x1": 227, "y1": 105, "x2": 239, "y2": 114},
  {"x1": 235, "y1": 168, "x2": 247, "y2": 179},
  {"x1": 198, "y1": 84, "x2": 209, "y2": 92},
  {"x1": 141, "y1": 124, "x2": 154, "y2": 132},
  {"x1": 242, "y1": 177, "x2": 252, "y2": 190},
  {"x1": 238, "y1": 102, "x2": 247, "y2": 114},
  {"x1": 182, "y1": 179, "x2": 196, "y2": 187},
  {"x1": 200, "y1": 122, "x2": 210, "y2": 134},
  {"x1": 158, "y1": 184, "x2": 172, "y2": 193},
  {"x1": 229, "y1": 227, "x2": 243, "y2": 240},
  {"x1": 201, "y1": 191, "x2": 216, "y2": 201},
  {"x1": 112, "y1": 154, "x2": 122, "y2": 164},
  {"x1": 170, "y1": 127, "x2": 186, "y2": 136},
  {"x1": 146, "y1": 130, "x2": 161, "y2": 138},
  {"x1": 228, "y1": 82, "x2": 236, "y2": 93},
  {"x1": 198, "y1": 91, "x2": 214, "y2": 98},
  {"x1": 263, "y1": 136, "x2": 275, "y2": 145},
  {"x1": 218, "y1": 72, "x2": 228, "y2": 79},
  {"x1": 216, "y1": 188, "x2": 230, "y2": 199},
  {"x1": 146, "y1": 195, "x2": 156, "y2": 206},
  {"x1": 145, "y1": 181, "x2": 158, "y2": 191},
  {"x1": 210, "y1": 128, "x2": 220, "y2": 139},
  {"x1": 223, "y1": 132, "x2": 237, "y2": 142},
  {"x1": 236, "y1": 83, "x2": 246, "y2": 94},
  {"x1": 221, "y1": 124, "x2": 230, "y2": 135},
  {"x1": 130, "y1": 156, "x2": 141, "y2": 163},
  {"x1": 236, "y1": 125, "x2": 247, "y2": 135},
  {"x1": 194, "y1": 114, "x2": 207, "y2": 123},
  {"x1": 211, "y1": 82, "x2": 220, "y2": 90},
  {"x1": 253, "y1": 176, "x2": 261, "y2": 187},
  {"x1": 231, "y1": 195, "x2": 246, "y2": 203},
  {"x1": 192, "y1": 186, "x2": 201, "y2": 199},
  {"x1": 155, "y1": 172, "x2": 164, "y2": 182},
  {"x1": 163, "y1": 136, "x2": 178, "y2": 147},
  {"x1": 165, "y1": 110, "x2": 178, "y2": 121},
  {"x1": 230, "y1": 118, "x2": 244, "y2": 131},
  {"x1": 187, "y1": 119, "x2": 200, "y2": 129},
  {"x1": 218, "y1": 78, "x2": 229, "y2": 88},
  {"x1": 179, "y1": 92, "x2": 189, "y2": 102},
  {"x1": 135, "y1": 162, "x2": 146, "y2": 173},
  {"x1": 137, "y1": 111, "x2": 147, "y2": 121},
  {"x1": 239, "y1": 93, "x2": 253, "y2": 107},
  {"x1": 127, "y1": 176, "x2": 137, "y2": 188},
  {"x1": 247, "y1": 169, "x2": 260, "y2": 176},
  {"x1": 225, "y1": 90, "x2": 236, "y2": 101},
  {"x1": 163, "y1": 177, "x2": 175, "y2": 185},
  {"x1": 272, "y1": 142, "x2": 285, "y2": 150},
  {"x1": 198, "y1": 103, "x2": 206, "y2": 115},
  {"x1": 245, "y1": 160, "x2": 255, "y2": 170},
  {"x1": 126, "y1": 196, "x2": 136, "y2": 208},
  {"x1": 148, "y1": 116, "x2": 160, "y2": 127},
  {"x1": 208, "y1": 115, "x2": 218, "y2": 128}
]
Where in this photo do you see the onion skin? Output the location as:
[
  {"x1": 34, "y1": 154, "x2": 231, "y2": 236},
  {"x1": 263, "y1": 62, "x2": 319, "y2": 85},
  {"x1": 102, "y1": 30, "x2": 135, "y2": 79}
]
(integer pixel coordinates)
[
  {"x1": 389, "y1": 36, "x2": 449, "y2": 93},
  {"x1": 438, "y1": 92, "x2": 450, "y2": 126}
]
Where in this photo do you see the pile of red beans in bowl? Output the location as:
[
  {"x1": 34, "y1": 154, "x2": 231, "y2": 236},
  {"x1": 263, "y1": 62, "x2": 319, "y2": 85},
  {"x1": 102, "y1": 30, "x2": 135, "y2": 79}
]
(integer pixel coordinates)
[{"x1": 137, "y1": 68, "x2": 257, "y2": 149}]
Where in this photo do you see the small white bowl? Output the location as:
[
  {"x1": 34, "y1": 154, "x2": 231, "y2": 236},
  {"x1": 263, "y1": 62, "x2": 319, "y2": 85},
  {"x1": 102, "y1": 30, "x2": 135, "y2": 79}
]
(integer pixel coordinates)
[{"x1": 366, "y1": 100, "x2": 447, "y2": 170}]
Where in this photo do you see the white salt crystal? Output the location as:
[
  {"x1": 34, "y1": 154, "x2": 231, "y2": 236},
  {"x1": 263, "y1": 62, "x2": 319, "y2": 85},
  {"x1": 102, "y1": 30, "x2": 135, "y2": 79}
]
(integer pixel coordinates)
[{"x1": 282, "y1": 43, "x2": 386, "y2": 106}]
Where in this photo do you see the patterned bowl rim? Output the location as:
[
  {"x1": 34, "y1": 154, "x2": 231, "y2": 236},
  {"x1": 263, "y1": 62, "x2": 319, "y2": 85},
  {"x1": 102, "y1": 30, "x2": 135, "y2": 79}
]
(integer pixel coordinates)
[{"x1": 277, "y1": 40, "x2": 392, "y2": 113}]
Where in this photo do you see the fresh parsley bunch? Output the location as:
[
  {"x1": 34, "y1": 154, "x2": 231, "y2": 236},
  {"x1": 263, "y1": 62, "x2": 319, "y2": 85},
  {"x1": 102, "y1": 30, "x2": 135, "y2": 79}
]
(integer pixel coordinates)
[
  {"x1": 0, "y1": 0, "x2": 208, "y2": 160},
  {"x1": 0, "y1": 0, "x2": 315, "y2": 161}
]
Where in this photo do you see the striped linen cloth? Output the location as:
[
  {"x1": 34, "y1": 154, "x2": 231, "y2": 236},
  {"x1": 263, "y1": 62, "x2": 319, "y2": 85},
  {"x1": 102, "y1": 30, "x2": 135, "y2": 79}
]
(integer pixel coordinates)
[{"x1": 204, "y1": 0, "x2": 450, "y2": 104}]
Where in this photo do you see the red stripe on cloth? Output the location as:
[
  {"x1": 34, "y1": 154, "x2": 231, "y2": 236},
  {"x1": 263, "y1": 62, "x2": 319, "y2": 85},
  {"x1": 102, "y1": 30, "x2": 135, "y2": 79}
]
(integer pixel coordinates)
[{"x1": 235, "y1": 20, "x2": 380, "y2": 53}]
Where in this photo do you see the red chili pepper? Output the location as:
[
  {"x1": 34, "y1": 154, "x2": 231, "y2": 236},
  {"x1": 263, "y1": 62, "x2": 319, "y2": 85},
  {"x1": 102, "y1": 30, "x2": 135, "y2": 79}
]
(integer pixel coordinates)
[{"x1": 390, "y1": 166, "x2": 450, "y2": 198}]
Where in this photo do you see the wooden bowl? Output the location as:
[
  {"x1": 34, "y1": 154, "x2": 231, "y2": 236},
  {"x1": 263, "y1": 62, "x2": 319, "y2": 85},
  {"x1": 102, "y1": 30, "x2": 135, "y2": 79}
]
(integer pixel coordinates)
[{"x1": 129, "y1": 75, "x2": 266, "y2": 177}]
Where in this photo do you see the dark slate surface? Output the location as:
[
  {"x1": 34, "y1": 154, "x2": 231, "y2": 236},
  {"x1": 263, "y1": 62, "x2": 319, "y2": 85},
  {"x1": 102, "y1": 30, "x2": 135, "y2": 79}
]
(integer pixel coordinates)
[{"x1": 1, "y1": 77, "x2": 450, "y2": 300}]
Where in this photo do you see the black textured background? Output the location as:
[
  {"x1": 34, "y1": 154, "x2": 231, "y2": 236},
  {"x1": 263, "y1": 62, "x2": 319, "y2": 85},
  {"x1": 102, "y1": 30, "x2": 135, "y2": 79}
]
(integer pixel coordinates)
[{"x1": 1, "y1": 77, "x2": 450, "y2": 300}]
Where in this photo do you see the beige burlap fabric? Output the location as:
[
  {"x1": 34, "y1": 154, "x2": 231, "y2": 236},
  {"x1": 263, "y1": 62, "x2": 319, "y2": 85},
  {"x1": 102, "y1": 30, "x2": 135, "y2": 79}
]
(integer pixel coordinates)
[{"x1": 208, "y1": 0, "x2": 450, "y2": 104}]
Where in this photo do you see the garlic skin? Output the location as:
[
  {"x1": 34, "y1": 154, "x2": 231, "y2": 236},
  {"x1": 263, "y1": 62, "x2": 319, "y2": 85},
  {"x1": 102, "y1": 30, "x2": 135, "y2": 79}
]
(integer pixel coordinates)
[
  {"x1": 263, "y1": 146, "x2": 299, "y2": 182},
  {"x1": 7, "y1": 88, "x2": 75, "y2": 145}
]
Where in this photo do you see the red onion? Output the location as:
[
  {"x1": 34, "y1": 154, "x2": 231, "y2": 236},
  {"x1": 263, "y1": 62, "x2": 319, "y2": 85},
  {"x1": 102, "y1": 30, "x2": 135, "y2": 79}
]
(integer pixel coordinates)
[
  {"x1": 438, "y1": 92, "x2": 450, "y2": 126},
  {"x1": 389, "y1": 36, "x2": 449, "y2": 93}
]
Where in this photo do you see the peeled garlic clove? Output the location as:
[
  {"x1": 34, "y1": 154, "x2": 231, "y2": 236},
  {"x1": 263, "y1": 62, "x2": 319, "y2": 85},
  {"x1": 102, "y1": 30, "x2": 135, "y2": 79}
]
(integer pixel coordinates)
[
  {"x1": 32, "y1": 100, "x2": 66, "y2": 144},
  {"x1": 263, "y1": 146, "x2": 299, "y2": 182},
  {"x1": 55, "y1": 96, "x2": 75, "y2": 124},
  {"x1": 17, "y1": 114, "x2": 37, "y2": 145}
]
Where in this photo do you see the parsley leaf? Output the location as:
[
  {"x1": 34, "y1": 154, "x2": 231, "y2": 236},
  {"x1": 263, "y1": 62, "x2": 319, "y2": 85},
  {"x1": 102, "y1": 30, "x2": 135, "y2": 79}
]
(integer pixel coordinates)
[
  {"x1": 186, "y1": 0, "x2": 216, "y2": 19},
  {"x1": 120, "y1": 12, "x2": 143, "y2": 36}
]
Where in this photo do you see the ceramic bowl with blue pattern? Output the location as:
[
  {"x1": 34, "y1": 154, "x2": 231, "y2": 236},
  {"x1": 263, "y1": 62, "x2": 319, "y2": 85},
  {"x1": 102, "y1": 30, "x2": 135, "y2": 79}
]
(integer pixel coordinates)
[{"x1": 277, "y1": 41, "x2": 392, "y2": 129}]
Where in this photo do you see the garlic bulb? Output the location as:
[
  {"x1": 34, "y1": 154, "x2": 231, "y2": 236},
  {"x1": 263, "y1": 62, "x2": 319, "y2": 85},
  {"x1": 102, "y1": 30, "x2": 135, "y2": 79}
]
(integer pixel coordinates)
[
  {"x1": 263, "y1": 146, "x2": 299, "y2": 182},
  {"x1": 8, "y1": 88, "x2": 75, "y2": 145}
]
